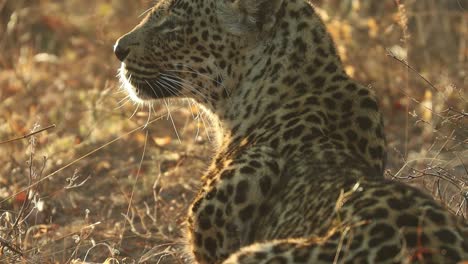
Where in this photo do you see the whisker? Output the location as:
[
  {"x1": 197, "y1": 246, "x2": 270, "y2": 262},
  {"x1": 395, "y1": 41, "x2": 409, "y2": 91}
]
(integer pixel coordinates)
[
  {"x1": 149, "y1": 78, "x2": 181, "y2": 140},
  {"x1": 160, "y1": 73, "x2": 210, "y2": 102},
  {"x1": 163, "y1": 99, "x2": 182, "y2": 143},
  {"x1": 186, "y1": 99, "x2": 197, "y2": 120},
  {"x1": 155, "y1": 76, "x2": 210, "y2": 142},
  {"x1": 129, "y1": 103, "x2": 140, "y2": 120},
  {"x1": 157, "y1": 79, "x2": 199, "y2": 139},
  {"x1": 116, "y1": 95, "x2": 131, "y2": 106},
  {"x1": 157, "y1": 78, "x2": 179, "y2": 98},
  {"x1": 144, "y1": 103, "x2": 152, "y2": 129},
  {"x1": 114, "y1": 99, "x2": 130, "y2": 110},
  {"x1": 187, "y1": 99, "x2": 202, "y2": 140},
  {"x1": 150, "y1": 103, "x2": 157, "y2": 121},
  {"x1": 145, "y1": 79, "x2": 160, "y2": 98},
  {"x1": 139, "y1": 6, "x2": 153, "y2": 18},
  {"x1": 113, "y1": 88, "x2": 127, "y2": 95},
  {"x1": 169, "y1": 63, "x2": 228, "y2": 93},
  {"x1": 166, "y1": 64, "x2": 233, "y2": 105},
  {"x1": 159, "y1": 77, "x2": 183, "y2": 97},
  {"x1": 199, "y1": 111, "x2": 212, "y2": 142},
  {"x1": 166, "y1": 69, "x2": 224, "y2": 87}
]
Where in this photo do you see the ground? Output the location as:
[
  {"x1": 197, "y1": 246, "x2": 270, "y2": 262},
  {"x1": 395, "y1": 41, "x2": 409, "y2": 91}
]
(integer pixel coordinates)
[{"x1": 0, "y1": 0, "x2": 466, "y2": 263}]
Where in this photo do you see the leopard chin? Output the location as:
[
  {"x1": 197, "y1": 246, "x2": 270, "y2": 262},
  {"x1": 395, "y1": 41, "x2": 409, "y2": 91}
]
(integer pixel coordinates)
[{"x1": 118, "y1": 64, "x2": 181, "y2": 102}]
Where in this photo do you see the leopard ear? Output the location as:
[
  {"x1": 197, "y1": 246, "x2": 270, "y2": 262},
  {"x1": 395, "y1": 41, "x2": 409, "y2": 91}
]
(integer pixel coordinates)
[{"x1": 217, "y1": 0, "x2": 284, "y2": 35}]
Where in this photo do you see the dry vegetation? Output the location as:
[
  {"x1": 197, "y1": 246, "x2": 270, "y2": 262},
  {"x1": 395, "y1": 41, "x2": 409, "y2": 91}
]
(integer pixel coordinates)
[{"x1": 0, "y1": 0, "x2": 466, "y2": 263}]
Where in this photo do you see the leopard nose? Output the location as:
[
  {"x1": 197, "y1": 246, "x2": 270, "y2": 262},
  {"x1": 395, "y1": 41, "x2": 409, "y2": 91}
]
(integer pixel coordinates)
[{"x1": 114, "y1": 39, "x2": 130, "y2": 62}]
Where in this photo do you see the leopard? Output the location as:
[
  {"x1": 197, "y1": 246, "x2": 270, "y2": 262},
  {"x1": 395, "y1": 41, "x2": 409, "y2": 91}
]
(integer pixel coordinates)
[{"x1": 113, "y1": 0, "x2": 468, "y2": 263}]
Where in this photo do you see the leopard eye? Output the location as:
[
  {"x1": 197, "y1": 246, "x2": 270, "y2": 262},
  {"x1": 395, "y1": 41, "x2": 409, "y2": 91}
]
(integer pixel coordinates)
[{"x1": 158, "y1": 17, "x2": 183, "y2": 33}]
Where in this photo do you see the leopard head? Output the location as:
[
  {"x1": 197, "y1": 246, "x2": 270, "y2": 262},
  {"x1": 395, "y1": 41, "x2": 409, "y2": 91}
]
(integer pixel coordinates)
[{"x1": 114, "y1": 0, "x2": 284, "y2": 108}]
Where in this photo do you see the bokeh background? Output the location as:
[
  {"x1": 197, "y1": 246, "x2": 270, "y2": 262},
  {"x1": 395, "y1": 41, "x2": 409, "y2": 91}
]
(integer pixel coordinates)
[{"x1": 0, "y1": 0, "x2": 466, "y2": 263}]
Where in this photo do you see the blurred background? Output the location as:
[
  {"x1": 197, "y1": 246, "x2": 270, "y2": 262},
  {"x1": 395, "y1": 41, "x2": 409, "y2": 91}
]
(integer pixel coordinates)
[{"x1": 0, "y1": 0, "x2": 466, "y2": 263}]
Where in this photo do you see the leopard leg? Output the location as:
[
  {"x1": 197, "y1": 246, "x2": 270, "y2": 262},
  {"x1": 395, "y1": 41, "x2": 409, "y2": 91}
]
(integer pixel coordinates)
[
  {"x1": 222, "y1": 193, "x2": 468, "y2": 264},
  {"x1": 187, "y1": 145, "x2": 283, "y2": 263},
  {"x1": 223, "y1": 225, "x2": 467, "y2": 264}
]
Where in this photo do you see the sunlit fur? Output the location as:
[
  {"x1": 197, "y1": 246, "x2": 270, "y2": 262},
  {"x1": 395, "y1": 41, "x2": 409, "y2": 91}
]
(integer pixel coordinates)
[{"x1": 118, "y1": 64, "x2": 146, "y2": 104}]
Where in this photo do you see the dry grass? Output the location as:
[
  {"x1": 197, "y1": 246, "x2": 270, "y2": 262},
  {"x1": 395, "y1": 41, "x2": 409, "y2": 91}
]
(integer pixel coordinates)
[{"x1": 0, "y1": 0, "x2": 466, "y2": 263}]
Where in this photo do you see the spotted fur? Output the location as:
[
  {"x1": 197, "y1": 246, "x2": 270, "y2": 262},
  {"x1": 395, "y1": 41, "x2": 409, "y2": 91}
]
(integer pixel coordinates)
[{"x1": 114, "y1": 0, "x2": 468, "y2": 263}]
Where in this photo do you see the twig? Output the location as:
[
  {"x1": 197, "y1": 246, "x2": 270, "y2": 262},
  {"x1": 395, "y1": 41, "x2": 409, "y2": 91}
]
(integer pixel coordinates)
[
  {"x1": 65, "y1": 169, "x2": 91, "y2": 189},
  {"x1": 0, "y1": 124, "x2": 56, "y2": 145},
  {"x1": 118, "y1": 130, "x2": 149, "y2": 248},
  {"x1": 0, "y1": 236, "x2": 24, "y2": 257},
  {"x1": 386, "y1": 50, "x2": 442, "y2": 95},
  {"x1": 448, "y1": 107, "x2": 468, "y2": 117},
  {"x1": 0, "y1": 109, "x2": 182, "y2": 206},
  {"x1": 455, "y1": 152, "x2": 468, "y2": 176}
]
